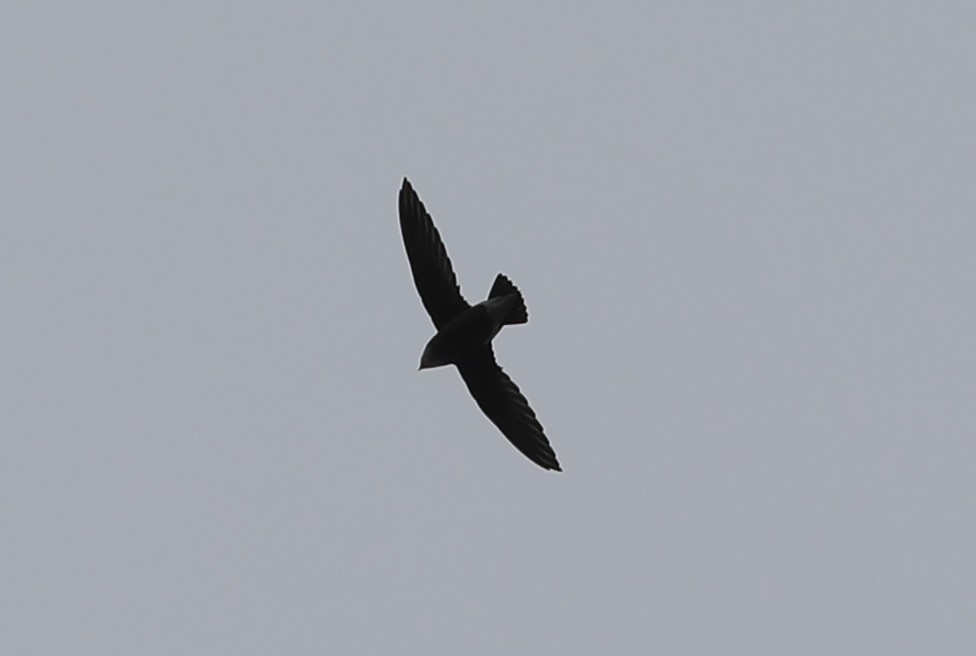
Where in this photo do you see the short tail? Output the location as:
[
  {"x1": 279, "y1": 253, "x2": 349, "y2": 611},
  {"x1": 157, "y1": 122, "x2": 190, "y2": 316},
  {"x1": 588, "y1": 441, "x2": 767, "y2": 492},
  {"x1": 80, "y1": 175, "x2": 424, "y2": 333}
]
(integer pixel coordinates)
[{"x1": 489, "y1": 273, "x2": 528, "y2": 325}]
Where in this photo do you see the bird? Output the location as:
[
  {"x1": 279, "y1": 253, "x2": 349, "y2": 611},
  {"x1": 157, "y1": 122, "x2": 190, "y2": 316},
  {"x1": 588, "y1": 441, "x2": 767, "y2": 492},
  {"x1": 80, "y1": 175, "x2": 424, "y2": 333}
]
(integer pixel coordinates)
[{"x1": 398, "y1": 178, "x2": 562, "y2": 471}]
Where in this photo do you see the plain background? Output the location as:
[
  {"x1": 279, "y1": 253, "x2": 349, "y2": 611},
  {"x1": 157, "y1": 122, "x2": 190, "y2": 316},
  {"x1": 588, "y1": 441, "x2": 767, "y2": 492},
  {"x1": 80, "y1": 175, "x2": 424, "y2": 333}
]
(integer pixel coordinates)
[{"x1": 2, "y1": 2, "x2": 973, "y2": 654}]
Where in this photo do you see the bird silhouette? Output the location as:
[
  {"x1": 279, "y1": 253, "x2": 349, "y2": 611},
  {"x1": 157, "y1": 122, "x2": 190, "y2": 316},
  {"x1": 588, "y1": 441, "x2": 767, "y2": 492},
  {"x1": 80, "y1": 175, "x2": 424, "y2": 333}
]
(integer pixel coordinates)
[{"x1": 398, "y1": 178, "x2": 561, "y2": 471}]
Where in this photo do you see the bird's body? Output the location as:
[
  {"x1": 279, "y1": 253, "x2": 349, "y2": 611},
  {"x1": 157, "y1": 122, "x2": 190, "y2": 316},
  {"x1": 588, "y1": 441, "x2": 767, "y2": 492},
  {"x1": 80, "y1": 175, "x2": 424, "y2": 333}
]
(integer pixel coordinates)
[
  {"x1": 420, "y1": 285, "x2": 523, "y2": 370},
  {"x1": 398, "y1": 178, "x2": 561, "y2": 471}
]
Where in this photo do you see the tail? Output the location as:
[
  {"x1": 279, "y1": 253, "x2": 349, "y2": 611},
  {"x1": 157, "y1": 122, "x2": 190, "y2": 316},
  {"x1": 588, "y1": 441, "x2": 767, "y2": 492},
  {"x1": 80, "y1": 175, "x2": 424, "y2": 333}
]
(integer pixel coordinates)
[{"x1": 488, "y1": 273, "x2": 528, "y2": 325}]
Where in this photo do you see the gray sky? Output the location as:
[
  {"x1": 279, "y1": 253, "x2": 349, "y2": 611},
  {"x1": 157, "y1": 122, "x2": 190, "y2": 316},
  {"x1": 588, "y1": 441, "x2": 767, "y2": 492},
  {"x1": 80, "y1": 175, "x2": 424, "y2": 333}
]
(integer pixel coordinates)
[{"x1": 2, "y1": 2, "x2": 974, "y2": 654}]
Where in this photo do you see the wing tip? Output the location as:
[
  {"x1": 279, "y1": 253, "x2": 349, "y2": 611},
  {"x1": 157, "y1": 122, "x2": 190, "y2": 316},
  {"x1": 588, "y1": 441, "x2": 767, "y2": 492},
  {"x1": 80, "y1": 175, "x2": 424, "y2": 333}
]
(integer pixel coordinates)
[{"x1": 538, "y1": 449, "x2": 562, "y2": 472}]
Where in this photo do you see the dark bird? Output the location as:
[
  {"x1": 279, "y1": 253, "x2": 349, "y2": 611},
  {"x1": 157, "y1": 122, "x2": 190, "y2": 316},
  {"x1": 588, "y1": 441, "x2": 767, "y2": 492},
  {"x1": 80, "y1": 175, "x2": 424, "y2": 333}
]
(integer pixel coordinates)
[{"x1": 398, "y1": 178, "x2": 561, "y2": 471}]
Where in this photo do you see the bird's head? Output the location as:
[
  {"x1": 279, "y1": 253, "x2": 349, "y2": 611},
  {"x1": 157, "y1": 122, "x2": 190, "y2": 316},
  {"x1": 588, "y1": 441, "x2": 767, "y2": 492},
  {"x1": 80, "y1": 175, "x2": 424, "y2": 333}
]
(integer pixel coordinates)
[{"x1": 419, "y1": 341, "x2": 449, "y2": 370}]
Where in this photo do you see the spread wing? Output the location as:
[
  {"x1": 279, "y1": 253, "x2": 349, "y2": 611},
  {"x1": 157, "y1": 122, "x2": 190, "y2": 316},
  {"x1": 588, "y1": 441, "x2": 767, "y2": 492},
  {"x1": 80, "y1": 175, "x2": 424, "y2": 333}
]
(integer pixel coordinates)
[
  {"x1": 398, "y1": 178, "x2": 469, "y2": 329},
  {"x1": 457, "y1": 346, "x2": 562, "y2": 471}
]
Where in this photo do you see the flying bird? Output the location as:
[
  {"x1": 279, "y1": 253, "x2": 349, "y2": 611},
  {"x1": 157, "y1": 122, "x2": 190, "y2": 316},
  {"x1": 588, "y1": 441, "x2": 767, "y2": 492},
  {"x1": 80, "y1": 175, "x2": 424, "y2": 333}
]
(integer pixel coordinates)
[{"x1": 398, "y1": 178, "x2": 561, "y2": 471}]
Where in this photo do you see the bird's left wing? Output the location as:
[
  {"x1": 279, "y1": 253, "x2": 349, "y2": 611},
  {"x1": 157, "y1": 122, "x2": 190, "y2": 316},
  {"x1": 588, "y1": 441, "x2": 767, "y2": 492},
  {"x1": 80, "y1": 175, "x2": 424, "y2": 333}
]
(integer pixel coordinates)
[
  {"x1": 457, "y1": 346, "x2": 562, "y2": 471},
  {"x1": 399, "y1": 178, "x2": 470, "y2": 329}
]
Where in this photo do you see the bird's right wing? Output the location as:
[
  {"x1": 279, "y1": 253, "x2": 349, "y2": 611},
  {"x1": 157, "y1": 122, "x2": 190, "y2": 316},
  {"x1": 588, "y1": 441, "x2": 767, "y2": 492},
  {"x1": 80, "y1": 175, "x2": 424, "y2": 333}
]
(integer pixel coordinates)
[
  {"x1": 399, "y1": 178, "x2": 469, "y2": 329},
  {"x1": 457, "y1": 346, "x2": 562, "y2": 471}
]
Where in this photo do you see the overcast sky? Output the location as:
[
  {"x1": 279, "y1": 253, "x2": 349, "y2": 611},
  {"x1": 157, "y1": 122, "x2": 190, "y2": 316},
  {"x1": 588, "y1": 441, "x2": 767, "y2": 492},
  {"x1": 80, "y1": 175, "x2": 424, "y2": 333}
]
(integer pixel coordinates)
[{"x1": 2, "y1": 2, "x2": 974, "y2": 654}]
